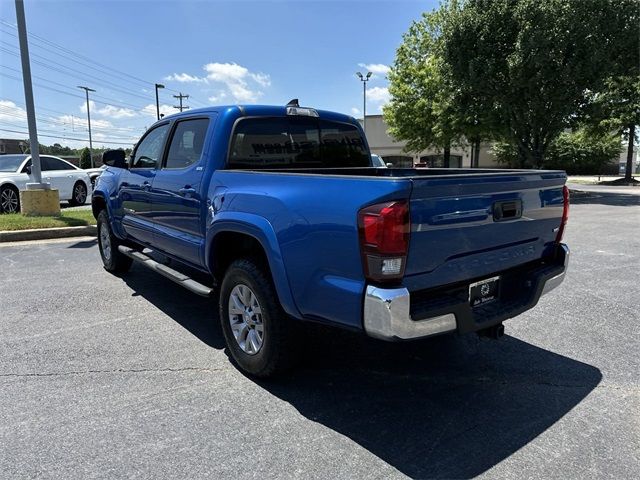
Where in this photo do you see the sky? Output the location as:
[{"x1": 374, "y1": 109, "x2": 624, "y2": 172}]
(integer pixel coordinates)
[{"x1": 0, "y1": 0, "x2": 437, "y2": 149}]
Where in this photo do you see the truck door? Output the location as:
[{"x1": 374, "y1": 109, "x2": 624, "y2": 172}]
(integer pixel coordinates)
[
  {"x1": 118, "y1": 122, "x2": 170, "y2": 245},
  {"x1": 148, "y1": 116, "x2": 213, "y2": 266}
]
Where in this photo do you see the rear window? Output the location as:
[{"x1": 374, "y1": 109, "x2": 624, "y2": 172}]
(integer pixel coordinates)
[{"x1": 228, "y1": 117, "x2": 369, "y2": 169}]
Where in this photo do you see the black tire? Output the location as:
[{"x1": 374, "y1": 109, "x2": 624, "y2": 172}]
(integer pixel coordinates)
[
  {"x1": 97, "y1": 209, "x2": 133, "y2": 274},
  {"x1": 68, "y1": 181, "x2": 88, "y2": 206},
  {"x1": 0, "y1": 185, "x2": 20, "y2": 213},
  {"x1": 219, "y1": 258, "x2": 298, "y2": 378}
]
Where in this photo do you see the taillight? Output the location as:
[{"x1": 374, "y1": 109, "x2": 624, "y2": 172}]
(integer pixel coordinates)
[
  {"x1": 555, "y1": 185, "x2": 570, "y2": 242},
  {"x1": 358, "y1": 200, "x2": 410, "y2": 282}
]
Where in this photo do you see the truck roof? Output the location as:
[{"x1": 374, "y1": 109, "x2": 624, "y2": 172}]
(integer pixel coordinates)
[{"x1": 156, "y1": 104, "x2": 357, "y2": 126}]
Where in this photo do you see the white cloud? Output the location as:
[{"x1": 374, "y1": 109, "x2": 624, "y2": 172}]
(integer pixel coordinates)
[
  {"x1": 162, "y1": 62, "x2": 271, "y2": 104},
  {"x1": 79, "y1": 100, "x2": 136, "y2": 119},
  {"x1": 0, "y1": 100, "x2": 27, "y2": 123},
  {"x1": 358, "y1": 63, "x2": 390, "y2": 76},
  {"x1": 164, "y1": 73, "x2": 207, "y2": 83},
  {"x1": 208, "y1": 92, "x2": 228, "y2": 103},
  {"x1": 141, "y1": 103, "x2": 177, "y2": 119},
  {"x1": 351, "y1": 107, "x2": 361, "y2": 116},
  {"x1": 204, "y1": 62, "x2": 270, "y2": 103},
  {"x1": 368, "y1": 86, "x2": 390, "y2": 104},
  {"x1": 97, "y1": 104, "x2": 137, "y2": 119}
]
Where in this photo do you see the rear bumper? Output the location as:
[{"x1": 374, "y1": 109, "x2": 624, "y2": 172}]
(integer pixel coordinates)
[{"x1": 363, "y1": 243, "x2": 569, "y2": 341}]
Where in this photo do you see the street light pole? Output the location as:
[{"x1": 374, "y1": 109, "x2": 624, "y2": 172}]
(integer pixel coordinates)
[
  {"x1": 155, "y1": 83, "x2": 164, "y2": 121},
  {"x1": 356, "y1": 71, "x2": 372, "y2": 134},
  {"x1": 77, "y1": 86, "x2": 95, "y2": 168},
  {"x1": 15, "y1": 0, "x2": 45, "y2": 189}
]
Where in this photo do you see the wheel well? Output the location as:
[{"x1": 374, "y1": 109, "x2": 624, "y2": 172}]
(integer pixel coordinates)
[
  {"x1": 92, "y1": 196, "x2": 106, "y2": 219},
  {"x1": 211, "y1": 231, "x2": 270, "y2": 283},
  {"x1": 1, "y1": 182, "x2": 18, "y2": 193}
]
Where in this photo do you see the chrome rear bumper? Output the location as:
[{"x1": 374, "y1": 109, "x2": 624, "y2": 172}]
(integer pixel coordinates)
[{"x1": 363, "y1": 244, "x2": 569, "y2": 341}]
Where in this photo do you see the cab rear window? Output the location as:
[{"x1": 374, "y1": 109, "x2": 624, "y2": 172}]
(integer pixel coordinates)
[{"x1": 228, "y1": 117, "x2": 369, "y2": 169}]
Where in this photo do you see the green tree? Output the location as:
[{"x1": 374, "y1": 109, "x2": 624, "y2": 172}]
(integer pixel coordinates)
[
  {"x1": 384, "y1": 3, "x2": 467, "y2": 166},
  {"x1": 79, "y1": 147, "x2": 91, "y2": 169},
  {"x1": 443, "y1": 0, "x2": 622, "y2": 168},
  {"x1": 583, "y1": 0, "x2": 639, "y2": 180},
  {"x1": 493, "y1": 129, "x2": 621, "y2": 175}
]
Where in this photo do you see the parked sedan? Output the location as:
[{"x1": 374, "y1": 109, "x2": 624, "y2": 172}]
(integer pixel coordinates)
[
  {"x1": 84, "y1": 164, "x2": 107, "y2": 189},
  {"x1": 0, "y1": 154, "x2": 92, "y2": 213}
]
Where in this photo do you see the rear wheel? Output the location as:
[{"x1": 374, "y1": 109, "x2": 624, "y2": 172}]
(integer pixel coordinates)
[
  {"x1": 68, "y1": 181, "x2": 88, "y2": 206},
  {"x1": 0, "y1": 185, "x2": 20, "y2": 213},
  {"x1": 219, "y1": 258, "x2": 298, "y2": 377},
  {"x1": 97, "y1": 210, "x2": 132, "y2": 274}
]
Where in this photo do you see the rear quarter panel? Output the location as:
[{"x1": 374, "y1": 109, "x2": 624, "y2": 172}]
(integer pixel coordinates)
[{"x1": 207, "y1": 170, "x2": 412, "y2": 328}]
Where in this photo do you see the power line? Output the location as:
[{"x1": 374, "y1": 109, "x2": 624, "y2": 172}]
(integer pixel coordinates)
[
  {"x1": 0, "y1": 19, "x2": 182, "y2": 95},
  {"x1": 0, "y1": 127, "x2": 135, "y2": 146}
]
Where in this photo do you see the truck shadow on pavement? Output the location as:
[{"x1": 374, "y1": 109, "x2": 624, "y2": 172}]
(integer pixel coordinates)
[
  {"x1": 265, "y1": 329, "x2": 602, "y2": 479},
  {"x1": 121, "y1": 268, "x2": 601, "y2": 479}
]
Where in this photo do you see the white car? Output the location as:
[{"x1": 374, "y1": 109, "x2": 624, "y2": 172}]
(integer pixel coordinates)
[{"x1": 0, "y1": 154, "x2": 92, "y2": 213}]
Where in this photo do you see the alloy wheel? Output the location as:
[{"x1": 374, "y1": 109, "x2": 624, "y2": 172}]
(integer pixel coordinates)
[
  {"x1": 1, "y1": 188, "x2": 18, "y2": 213},
  {"x1": 228, "y1": 284, "x2": 264, "y2": 355}
]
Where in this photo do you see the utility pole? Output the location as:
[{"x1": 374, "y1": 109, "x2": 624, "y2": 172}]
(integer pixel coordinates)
[
  {"x1": 155, "y1": 83, "x2": 164, "y2": 120},
  {"x1": 355, "y1": 71, "x2": 372, "y2": 134},
  {"x1": 77, "y1": 86, "x2": 95, "y2": 168},
  {"x1": 15, "y1": 0, "x2": 45, "y2": 189},
  {"x1": 173, "y1": 92, "x2": 189, "y2": 112}
]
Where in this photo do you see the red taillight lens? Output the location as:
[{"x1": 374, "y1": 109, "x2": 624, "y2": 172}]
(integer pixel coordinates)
[
  {"x1": 555, "y1": 185, "x2": 570, "y2": 242},
  {"x1": 358, "y1": 201, "x2": 410, "y2": 282}
]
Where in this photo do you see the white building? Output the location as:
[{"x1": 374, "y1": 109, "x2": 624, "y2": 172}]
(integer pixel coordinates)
[{"x1": 361, "y1": 115, "x2": 500, "y2": 168}]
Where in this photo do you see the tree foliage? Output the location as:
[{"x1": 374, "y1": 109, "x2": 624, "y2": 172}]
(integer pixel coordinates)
[
  {"x1": 383, "y1": 3, "x2": 467, "y2": 163},
  {"x1": 441, "y1": 0, "x2": 624, "y2": 167},
  {"x1": 492, "y1": 129, "x2": 621, "y2": 174},
  {"x1": 79, "y1": 147, "x2": 92, "y2": 169}
]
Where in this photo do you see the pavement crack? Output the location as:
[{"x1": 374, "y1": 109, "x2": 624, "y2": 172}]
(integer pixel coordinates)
[{"x1": 0, "y1": 366, "x2": 226, "y2": 378}]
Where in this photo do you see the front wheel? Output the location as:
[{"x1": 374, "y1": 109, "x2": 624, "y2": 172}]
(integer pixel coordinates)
[
  {"x1": 97, "y1": 210, "x2": 132, "y2": 274},
  {"x1": 219, "y1": 258, "x2": 298, "y2": 377},
  {"x1": 0, "y1": 185, "x2": 20, "y2": 213},
  {"x1": 68, "y1": 181, "x2": 88, "y2": 206}
]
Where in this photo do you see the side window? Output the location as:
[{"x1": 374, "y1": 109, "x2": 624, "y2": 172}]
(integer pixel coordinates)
[
  {"x1": 43, "y1": 156, "x2": 75, "y2": 171},
  {"x1": 164, "y1": 118, "x2": 210, "y2": 169},
  {"x1": 131, "y1": 124, "x2": 170, "y2": 169},
  {"x1": 40, "y1": 157, "x2": 54, "y2": 171}
]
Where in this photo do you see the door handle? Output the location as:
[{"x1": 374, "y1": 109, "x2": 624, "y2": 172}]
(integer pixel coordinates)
[
  {"x1": 179, "y1": 187, "x2": 196, "y2": 196},
  {"x1": 142, "y1": 181, "x2": 151, "y2": 191}
]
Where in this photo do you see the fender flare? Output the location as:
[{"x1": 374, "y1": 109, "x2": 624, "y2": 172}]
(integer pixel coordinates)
[{"x1": 206, "y1": 212, "x2": 302, "y2": 319}]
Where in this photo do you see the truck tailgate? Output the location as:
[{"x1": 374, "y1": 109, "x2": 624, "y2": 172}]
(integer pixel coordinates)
[{"x1": 404, "y1": 171, "x2": 567, "y2": 291}]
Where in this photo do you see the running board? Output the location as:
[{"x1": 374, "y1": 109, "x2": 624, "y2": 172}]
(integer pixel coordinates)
[{"x1": 117, "y1": 246, "x2": 213, "y2": 297}]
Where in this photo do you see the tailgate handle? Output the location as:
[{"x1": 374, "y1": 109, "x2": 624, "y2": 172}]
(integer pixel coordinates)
[{"x1": 493, "y1": 200, "x2": 522, "y2": 221}]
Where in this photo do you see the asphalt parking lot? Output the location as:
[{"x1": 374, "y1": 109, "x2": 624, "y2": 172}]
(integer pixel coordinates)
[{"x1": 1, "y1": 188, "x2": 638, "y2": 479}]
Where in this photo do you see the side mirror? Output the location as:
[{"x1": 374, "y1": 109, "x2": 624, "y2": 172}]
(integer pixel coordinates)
[
  {"x1": 25, "y1": 165, "x2": 32, "y2": 175},
  {"x1": 102, "y1": 149, "x2": 128, "y2": 169},
  {"x1": 386, "y1": 163, "x2": 394, "y2": 168}
]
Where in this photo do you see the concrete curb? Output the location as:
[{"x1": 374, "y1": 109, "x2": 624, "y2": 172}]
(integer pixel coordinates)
[{"x1": 0, "y1": 225, "x2": 97, "y2": 243}]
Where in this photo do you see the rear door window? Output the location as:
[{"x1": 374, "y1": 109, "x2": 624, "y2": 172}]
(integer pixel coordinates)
[
  {"x1": 228, "y1": 117, "x2": 368, "y2": 169},
  {"x1": 164, "y1": 118, "x2": 210, "y2": 169},
  {"x1": 43, "y1": 156, "x2": 75, "y2": 171}
]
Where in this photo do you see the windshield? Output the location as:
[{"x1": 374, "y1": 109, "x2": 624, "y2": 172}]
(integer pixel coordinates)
[{"x1": 0, "y1": 155, "x2": 27, "y2": 172}]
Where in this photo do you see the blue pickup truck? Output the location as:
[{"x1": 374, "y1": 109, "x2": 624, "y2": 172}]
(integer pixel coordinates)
[{"x1": 93, "y1": 102, "x2": 570, "y2": 377}]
